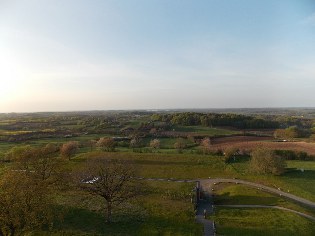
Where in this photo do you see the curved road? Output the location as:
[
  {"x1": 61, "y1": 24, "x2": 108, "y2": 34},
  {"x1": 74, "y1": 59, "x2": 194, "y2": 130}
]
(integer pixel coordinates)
[
  {"x1": 199, "y1": 178, "x2": 315, "y2": 209},
  {"x1": 142, "y1": 177, "x2": 315, "y2": 209},
  {"x1": 141, "y1": 177, "x2": 315, "y2": 235}
]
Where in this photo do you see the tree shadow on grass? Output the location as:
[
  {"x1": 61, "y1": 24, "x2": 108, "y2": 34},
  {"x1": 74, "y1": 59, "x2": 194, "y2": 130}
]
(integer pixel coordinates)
[
  {"x1": 54, "y1": 206, "x2": 145, "y2": 235},
  {"x1": 135, "y1": 216, "x2": 202, "y2": 236},
  {"x1": 283, "y1": 169, "x2": 315, "y2": 180},
  {"x1": 214, "y1": 207, "x2": 315, "y2": 236},
  {"x1": 52, "y1": 206, "x2": 200, "y2": 236},
  {"x1": 232, "y1": 156, "x2": 250, "y2": 163},
  {"x1": 214, "y1": 192, "x2": 278, "y2": 205}
]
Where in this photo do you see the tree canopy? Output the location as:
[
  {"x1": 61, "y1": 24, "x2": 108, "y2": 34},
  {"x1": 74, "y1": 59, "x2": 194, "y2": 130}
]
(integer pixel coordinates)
[
  {"x1": 249, "y1": 148, "x2": 286, "y2": 175},
  {"x1": 75, "y1": 158, "x2": 140, "y2": 223}
]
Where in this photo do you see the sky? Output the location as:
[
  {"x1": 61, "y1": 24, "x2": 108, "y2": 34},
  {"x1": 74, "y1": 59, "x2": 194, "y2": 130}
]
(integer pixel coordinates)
[{"x1": 0, "y1": 0, "x2": 315, "y2": 112}]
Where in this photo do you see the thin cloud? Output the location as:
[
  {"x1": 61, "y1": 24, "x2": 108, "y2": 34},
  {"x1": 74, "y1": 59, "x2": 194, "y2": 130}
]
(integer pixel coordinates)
[{"x1": 301, "y1": 12, "x2": 315, "y2": 26}]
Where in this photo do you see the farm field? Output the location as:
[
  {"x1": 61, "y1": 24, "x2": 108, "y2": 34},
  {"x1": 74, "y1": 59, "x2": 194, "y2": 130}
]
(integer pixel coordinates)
[
  {"x1": 173, "y1": 125, "x2": 241, "y2": 136},
  {"x1": 211, "y1": 140, "x2": 315, "y2": 155},
  {"x1": 211, "y1": 135, "x2": 272, "y2": 145}
]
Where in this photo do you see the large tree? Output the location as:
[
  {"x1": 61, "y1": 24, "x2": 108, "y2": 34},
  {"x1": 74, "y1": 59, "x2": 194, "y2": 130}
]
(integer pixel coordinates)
[
  {"x1": 76, "y1": 158, "x2": 140, "y2": 223},
  {"x1": 249, "y1": 148, "x2": 286, "y2": 175},
  {"x1": 96, "y1": 137, "x2": 116, "y2": 152},
  {"x1": 0, "y1": 171, "x2": 54, "y2": 236},
  {"x1": 274, "y1": 126, "x2": 299, "y2": 140},
  {"x1": 60, "y1": 141, "x2": 79, "y2": 160},
  {"x1": 224, "y1": 147, "x2": 239, "y2": 163},
  {"x1": 7, "y1": 144, "x2": 66, "y2": 185}
]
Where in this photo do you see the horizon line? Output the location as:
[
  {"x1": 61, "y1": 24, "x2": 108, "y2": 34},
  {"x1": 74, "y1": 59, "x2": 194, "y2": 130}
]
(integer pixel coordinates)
[{"x1": 1, "y1": 106, "x2": 315, "y2": 114}]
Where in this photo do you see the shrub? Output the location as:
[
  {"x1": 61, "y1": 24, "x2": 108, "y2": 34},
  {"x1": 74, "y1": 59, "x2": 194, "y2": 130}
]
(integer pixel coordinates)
[{"x1": 249, "y1": 148, "x2": 286, "y2": 175}]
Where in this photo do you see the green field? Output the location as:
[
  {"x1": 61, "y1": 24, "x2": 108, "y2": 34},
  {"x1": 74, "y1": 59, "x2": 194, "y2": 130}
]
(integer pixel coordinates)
[
  {"x1": 79, "y1": 151, "x2": 228, "y2": 179},
  {"x1": 211, "y1": 207, "x2": 315, "y2": 236},
  {"x1": 31, "y1": 181, "x2": 202, "y2": 235},
  {"x1": 224, "y1": 156, "x2": 315, "y2": 202},
  {"x1": 214, "y1": 184, "x2": 315, "y2": 217}
]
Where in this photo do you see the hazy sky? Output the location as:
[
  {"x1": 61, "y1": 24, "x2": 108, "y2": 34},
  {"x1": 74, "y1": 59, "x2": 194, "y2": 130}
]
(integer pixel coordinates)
[{"x1": 1, "y1": 0, "x2": 315, "y2": 112}]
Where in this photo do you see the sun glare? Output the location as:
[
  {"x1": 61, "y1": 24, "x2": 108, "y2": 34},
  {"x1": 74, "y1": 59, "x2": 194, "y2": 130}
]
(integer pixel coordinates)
[{"x1": 0, "y1": 60, "x2": 23, "y2": 101}]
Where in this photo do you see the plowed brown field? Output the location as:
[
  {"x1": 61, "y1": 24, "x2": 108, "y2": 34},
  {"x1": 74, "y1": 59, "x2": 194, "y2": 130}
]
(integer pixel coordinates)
[
  {"x1": 211, "y1": 136, "x2": 271, "y2": 145},
  {"x1": 211, "y1": 139, "x2": 315, "y2": 155}
]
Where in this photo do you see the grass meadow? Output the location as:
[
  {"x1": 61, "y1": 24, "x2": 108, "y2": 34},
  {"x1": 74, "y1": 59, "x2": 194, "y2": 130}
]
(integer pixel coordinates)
[
  {"x1": 33, "y1": 181, "x2": 202, "y2": 235},
  {"x1": 211, "y1": 207, "x2": 315, "y2": 236}
]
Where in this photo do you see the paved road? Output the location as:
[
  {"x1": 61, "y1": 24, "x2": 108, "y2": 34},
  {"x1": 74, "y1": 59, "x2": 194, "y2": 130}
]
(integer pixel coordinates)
[
  {"x1": 195, "y1": 199, "x2": 215, "y2": 236},
  {"x1": 195, "y1": 181, "x2": 215, "y2": 236}
]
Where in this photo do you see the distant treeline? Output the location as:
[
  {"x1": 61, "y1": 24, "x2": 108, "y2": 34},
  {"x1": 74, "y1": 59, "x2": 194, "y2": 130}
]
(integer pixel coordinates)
[{"x1": 151, "y1": 112, "x2": 280, "y2": 129}]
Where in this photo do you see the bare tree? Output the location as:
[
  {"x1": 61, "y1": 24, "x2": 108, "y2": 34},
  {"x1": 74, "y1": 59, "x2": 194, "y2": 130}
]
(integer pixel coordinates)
[
  {"x1": 60, "y1": 141, "x2": 79, "y2": 160},
  {"x1": 76, "y1": 158, "x2": 140, "y2": 223}
]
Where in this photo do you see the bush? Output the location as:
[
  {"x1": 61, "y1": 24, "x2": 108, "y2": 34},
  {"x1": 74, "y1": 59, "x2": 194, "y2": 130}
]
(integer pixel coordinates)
[
  {"x1": 249, "y1": 148, "x2": 286, "y2": 175},
  {"x1": 224, "y1": 147, "x2": 239, "y2": 163},
  {"x1": 274, "y1": 150, "x2": 310, "y2": 161},
  {"x1": 96, "y1": 137, "x2": 116, "y2": 152},
  {"x1": 60, "y1": 141, "x2": 79, "y2": 160}
]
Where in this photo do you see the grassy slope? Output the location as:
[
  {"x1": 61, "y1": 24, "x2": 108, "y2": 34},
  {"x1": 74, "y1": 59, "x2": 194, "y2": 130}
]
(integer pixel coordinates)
[
  {"x1": 212, "y1": 207, "x2": 315, "y2": 236},
  {"x1": 79, "y1": 152, "x2": 315, "y2": 202},
  {"x1": 33, "y1": 181, "x2": 202, "y2": 235},
  {"x1": 229, "y1": 157, "x2": 315, "y2": 202},
  {"x1": 211, "y1": 184, "x2": 315, "y2": 235},
  {"x1": 80, "y1": 151, "x2": 228, "y2": 179},
  {"x1": 213, "y1": 184, "x2": 315, "y2": 216}
]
